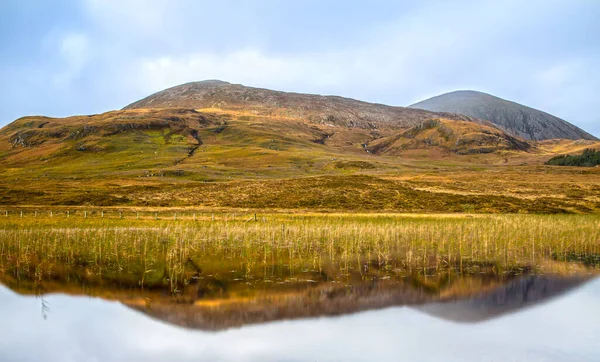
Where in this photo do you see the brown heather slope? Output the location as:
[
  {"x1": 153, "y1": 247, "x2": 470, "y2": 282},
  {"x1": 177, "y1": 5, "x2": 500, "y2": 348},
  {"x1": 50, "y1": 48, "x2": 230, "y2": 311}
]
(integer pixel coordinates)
[
  {"x1": 368, "y1": 119, "x2": 531, "y2": 156},
  {"x1": 0, "y1": 105, "x2": 535, "y2": 181}
]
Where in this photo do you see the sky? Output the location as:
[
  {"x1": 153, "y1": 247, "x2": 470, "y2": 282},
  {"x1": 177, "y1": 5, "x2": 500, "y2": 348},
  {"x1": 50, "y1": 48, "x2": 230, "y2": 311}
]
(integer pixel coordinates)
[{"x1": 0, "y1": 0, "x2": 599, "y2": 137}]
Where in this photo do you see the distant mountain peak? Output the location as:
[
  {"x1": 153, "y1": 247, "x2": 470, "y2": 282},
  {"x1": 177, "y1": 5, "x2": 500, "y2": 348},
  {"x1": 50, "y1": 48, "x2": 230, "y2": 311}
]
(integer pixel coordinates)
[{"x1": 409, "y1": 91, "x2": 597, "y2": 141}]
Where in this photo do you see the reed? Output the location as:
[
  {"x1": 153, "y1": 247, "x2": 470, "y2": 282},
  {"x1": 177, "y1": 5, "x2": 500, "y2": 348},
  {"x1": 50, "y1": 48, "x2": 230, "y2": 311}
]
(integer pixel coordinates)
[{"x1": 0, "y1": 213, "x2": 598, "y2": 294}]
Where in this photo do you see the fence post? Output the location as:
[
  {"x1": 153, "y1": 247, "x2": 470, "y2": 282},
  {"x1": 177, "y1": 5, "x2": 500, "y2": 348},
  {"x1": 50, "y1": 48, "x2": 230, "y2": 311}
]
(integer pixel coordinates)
[
  {"x1": 120, "y1": 212, "x2": 123, "y2": 219},
  {"x1": 50, "y1": 211, "x2": 53, "y2": 218},
  {"x1": 34, "y1": 211, "x2": 37, "y2": 218},
  {"x1": 212, "y1": 213, "x2": 215, "y2": 222},
  {"x1": 174, "y1": 212, "x2": 177, "y2": 221},
  {"x1": 254, "y1": 213, "x2": 257, "y2": 222},
  {"x1": 101, "y1": 210, "x2": 104, "y2": 218},
  {"x1": 84, "y1": 211, "x2": 87, "y2": 218},
  {"x1": 67, "y1": 211, "x2": 70, "y2": 218},
  {"x1": 20, "y1": 210, "x2": 23, "y2": 218},
  {"x1": 136, "y1": 212, "x2": 139, "y2": 220},
  {"x1": 154, "y1": 212, "x2": 158, "y2": 220}
]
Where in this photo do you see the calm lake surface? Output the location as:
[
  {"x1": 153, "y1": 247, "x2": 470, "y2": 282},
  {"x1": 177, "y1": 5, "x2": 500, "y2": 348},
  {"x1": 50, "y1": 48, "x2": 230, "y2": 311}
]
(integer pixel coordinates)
[{"x1": 1, "y1": 274, "x2": 599, "y2": 362}]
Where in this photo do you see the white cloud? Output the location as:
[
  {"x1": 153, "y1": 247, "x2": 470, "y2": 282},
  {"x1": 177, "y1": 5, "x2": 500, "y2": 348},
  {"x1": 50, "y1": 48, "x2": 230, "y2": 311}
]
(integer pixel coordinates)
[
  {"x1": 126, "y1": 1, "x2": 518, "y2": 103},
  {"x1": 536, "y1": 60, "x2": 586, "y2": 88},
  {"x1": 84, "y1": 0, "x2": 171, "y2": 35},
  {"x1": 136, "y1": 49, "x2": 360, "y2": 94},
  {"x1": 1, "y1": 1, "x2": 598, "y2": 136},
  {"x1": 53, "y1": 33, "x2": 91, "y2": 88}
]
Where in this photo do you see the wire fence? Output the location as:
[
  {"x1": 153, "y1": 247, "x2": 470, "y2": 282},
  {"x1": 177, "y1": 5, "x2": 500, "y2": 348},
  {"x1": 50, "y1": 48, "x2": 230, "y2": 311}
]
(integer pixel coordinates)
[{"x1": 0, "y1": 209, "x2": 260, "y2": 222}]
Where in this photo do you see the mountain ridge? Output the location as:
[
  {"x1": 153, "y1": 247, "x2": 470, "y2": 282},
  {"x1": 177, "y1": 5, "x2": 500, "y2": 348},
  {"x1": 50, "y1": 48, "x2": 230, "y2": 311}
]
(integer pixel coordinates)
[{"x1": 123, "y1": 80, "x2": 485, "y2": 130}]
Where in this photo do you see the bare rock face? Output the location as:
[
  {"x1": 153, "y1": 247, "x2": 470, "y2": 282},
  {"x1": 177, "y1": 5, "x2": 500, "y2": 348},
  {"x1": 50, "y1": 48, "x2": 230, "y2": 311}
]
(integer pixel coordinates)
[
  {"x1": 123, "y1": 80, "x2": 479, "y2": 130},
  {"x1": 410, "y1": 90, "x2": 597, "y2": 141}
]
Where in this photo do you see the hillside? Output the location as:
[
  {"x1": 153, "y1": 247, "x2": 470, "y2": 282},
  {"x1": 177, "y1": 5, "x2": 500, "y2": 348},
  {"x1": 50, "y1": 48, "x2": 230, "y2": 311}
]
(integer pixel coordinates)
[
  {"x1": 1, "y1": 89, "x2": 539, "y2": 182},
  {"x1": 367, "y1": 119, "x2": 530, "y2": 156},
  {"x1": 410, "y1": 90, "x2": 597, "y2": 141},
  {"x1": 1, "y1": 81, "x2": 599, "y2": 212}
]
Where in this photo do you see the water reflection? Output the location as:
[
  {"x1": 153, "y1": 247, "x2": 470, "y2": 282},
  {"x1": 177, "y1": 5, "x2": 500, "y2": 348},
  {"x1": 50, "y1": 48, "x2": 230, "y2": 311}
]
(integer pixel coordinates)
[
  {"x1": 415, "y1": 274, "x2": 594, "y2": 323},
  {"x1": 1, "y1": 256, "x2": 597, "y2": 331},
  {"x1": 0, "y1": 276, "x2": 598, "y2": 362},
  {"x1": 123, "y1": 273, "x2": 596, "y2": 330}
]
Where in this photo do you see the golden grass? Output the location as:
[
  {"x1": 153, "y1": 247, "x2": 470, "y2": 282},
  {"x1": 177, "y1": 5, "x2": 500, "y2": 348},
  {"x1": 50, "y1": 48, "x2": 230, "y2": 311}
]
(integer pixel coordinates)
[{"x1": 1, "y1": 213, "x2": 598, "y2": 295}]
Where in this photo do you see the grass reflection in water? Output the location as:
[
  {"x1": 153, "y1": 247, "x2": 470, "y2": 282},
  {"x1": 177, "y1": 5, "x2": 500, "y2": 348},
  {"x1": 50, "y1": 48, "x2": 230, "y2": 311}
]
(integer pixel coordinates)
[{"x1": 0, "y1": 213, "x2": 598, "y2": 329}]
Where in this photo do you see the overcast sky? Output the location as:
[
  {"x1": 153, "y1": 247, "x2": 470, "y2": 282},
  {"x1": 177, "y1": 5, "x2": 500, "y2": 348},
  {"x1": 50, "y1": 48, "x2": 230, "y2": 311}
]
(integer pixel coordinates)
[{"x1": 1, "y1": 0, "x2": 599, "y2": 136}]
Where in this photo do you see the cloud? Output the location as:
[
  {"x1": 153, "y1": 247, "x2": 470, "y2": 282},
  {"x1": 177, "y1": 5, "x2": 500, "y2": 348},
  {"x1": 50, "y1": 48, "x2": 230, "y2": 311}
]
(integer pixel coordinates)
[
  {"x1": 122, "y1": 0, "x2": 577, "y2": 107},
  {"x1": 123, "y1": 1, "x2": 508, "y2": 97},
  {"x1": 0, "y1": 1, "x2": 598, "y2": 137},
  {"x1": 84, "y1": 0, "x2": 172, "y2": 36},
  {"x1": 536, "y1": 61, "x2": 585, "y2": 88},
  {"x1": 53, "y1": 33, "x2": 91, "y2": 88},
  {"x1": 136, "y1": 49, "x2": 349, "y2": 93}
]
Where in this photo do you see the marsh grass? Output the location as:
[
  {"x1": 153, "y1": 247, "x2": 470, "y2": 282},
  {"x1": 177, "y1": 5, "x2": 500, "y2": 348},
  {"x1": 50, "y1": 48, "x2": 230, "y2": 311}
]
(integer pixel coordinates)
[{"x1": 0, "y1": 213, "x2": 598, "y2": 297}]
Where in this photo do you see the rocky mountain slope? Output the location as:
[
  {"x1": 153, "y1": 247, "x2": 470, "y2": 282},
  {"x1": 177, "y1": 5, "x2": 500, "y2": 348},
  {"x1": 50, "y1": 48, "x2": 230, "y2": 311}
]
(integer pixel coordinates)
[
  {"x1": 409, "y1": 90, "x2": 597, "y2": 141},
  {"x1": 124, "y1": 80, "x2": 480, "y2": 130}
]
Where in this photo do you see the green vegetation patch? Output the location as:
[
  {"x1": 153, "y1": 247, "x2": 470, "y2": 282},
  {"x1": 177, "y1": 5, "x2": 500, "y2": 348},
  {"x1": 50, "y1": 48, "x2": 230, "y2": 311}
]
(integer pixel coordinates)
[
  {"x1": 545, "y1": 149, "x2": 600, "y2": 167},
  {"x1": 333, "y1": 161, "x2": 376, "y2": 169}
]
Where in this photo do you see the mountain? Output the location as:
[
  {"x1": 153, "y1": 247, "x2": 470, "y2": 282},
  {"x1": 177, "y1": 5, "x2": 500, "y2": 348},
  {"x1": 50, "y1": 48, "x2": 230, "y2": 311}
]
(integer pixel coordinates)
[
  {"x1": 124, "y1": 80, "x2": 481, "y2": 130},
  {"x1": 409, "y1": 90, "x2": 597, "y2": 141}
]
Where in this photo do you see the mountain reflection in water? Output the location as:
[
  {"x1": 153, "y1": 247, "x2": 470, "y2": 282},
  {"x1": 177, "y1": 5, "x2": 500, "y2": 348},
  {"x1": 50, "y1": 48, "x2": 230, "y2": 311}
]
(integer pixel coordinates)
[
  {"x1": 1, "y1": 260, "x2": 596, "y2": 331},
  {"x1": 122, "y1": 273, "x2": 595, "y2": 330},
  {"x1": 1, "y1": 261, "x2": 599, "y2": 362},
  {"x1": 414, "y1": 274, "x2": 593, "y2": 323},
  {"x1": 1, "y1": 275, "x2": 599, "y2": 362}
]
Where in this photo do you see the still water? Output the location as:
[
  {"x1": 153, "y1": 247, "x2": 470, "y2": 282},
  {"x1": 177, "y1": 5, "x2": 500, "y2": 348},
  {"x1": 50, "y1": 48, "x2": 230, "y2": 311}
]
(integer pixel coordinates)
[{"x1": 1, "y1": 274, "x2": 599, "y2": 362}]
